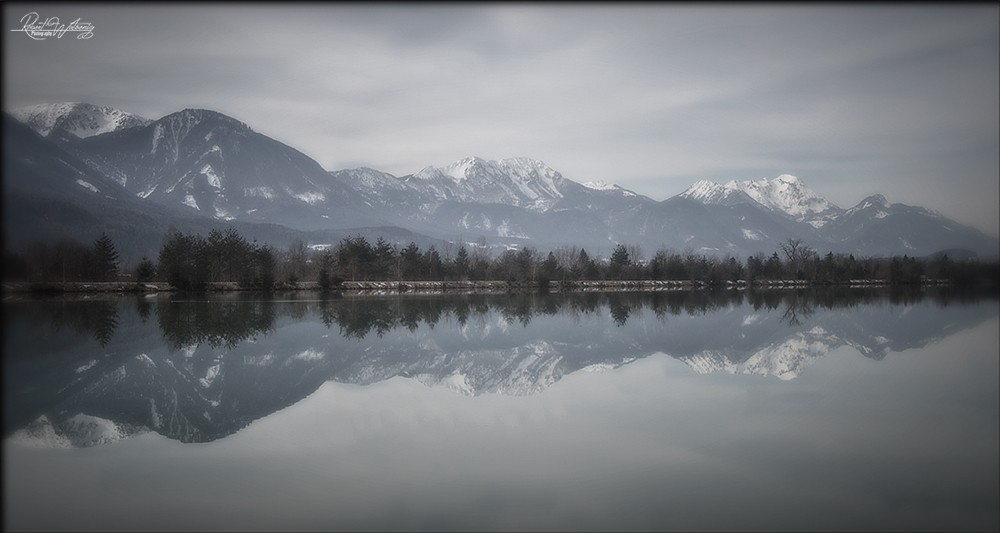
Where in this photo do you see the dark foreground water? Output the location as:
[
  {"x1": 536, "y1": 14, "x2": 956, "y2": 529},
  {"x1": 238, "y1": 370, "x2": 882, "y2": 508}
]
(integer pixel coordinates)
[{"x1": 3, "y1": 288, "x2": 998, "y2": 531}]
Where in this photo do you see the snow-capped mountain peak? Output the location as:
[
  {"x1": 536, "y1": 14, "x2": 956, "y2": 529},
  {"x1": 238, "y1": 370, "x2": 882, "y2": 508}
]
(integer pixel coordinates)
[
  {"x1": 402, "y1": 157, "x2": 569, "y2": 210},
  {"x1": 852, "y1": 193, "x2": 890, "y2": 211},
  {"x1": 441, "y1": 156, "x2": 485, "y2": 181},
  {"x1": 679, "y1": 174, "x2": 840, "y2": 223},
  {"x1": 738, "y1": 174, "x2": 835, "y2": 219},
  {"x1": 774, "y1": 173, "x2": 803, "y2": 185},
  {"x1": 10, "y1": 102, "x2": 152, "y2": 139},
  {"x1": 583, "y1": 180, "x2": 617, "y2": 191},
  {"x1": 680, "y1": 180, "x2": 731, "y2": 203}
]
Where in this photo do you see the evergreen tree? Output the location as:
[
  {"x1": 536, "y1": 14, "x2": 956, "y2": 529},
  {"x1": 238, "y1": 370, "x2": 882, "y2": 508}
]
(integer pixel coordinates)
[
  {"x1": 577, "y1": 249, "x2": 600, "y2": 280},
  {"x1": 373, "y1": 237, "x2": 396, "y2": 279},
  {"x1": 256, "y1": 245, "x2": 277, "y2": 290},
  {"x1": 539, "y1": 251, "x2": 560, "y2": 288},
  {"x1": 453, "y1": 246, "x2": 470, "y2": 280},
  {"x1": 158, "y1": 230, "x2": 209, "y2": 290},
  {"x1": 92, "y1": 232, "x2": 120, "y2": 281},
  {"x1": 424, "y1": 246, "x2": 443, "y2": 280},
  {"x1": 317, "y1": 249, "x2": 339, "y2": 292},
  {"x1": 135, "y1": 255, "x2": 156, "y2": 283},
  {"x1": 609, "y1": 244, "x2": 631, "y2": 279},
  {"x1": 400, "y1": 242, "x2": 423, "y2": 280}
]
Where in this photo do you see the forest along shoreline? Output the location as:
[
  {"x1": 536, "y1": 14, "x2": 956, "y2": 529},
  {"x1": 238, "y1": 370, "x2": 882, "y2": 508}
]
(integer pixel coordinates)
[
  {"x1": 0, "y1": 277, "x2": 959, "y2": 295},
  {"x1": 6, "y1": 229, "x2": 996, "y2": 295}
]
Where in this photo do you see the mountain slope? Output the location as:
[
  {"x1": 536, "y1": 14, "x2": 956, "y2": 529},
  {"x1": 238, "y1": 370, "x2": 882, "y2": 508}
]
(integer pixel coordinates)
[
  {"x1": 675, "y1": 176, "x2": 998, "y2": 257},
  {"x1": 58, "y1": 109, "x2": 383, "y2": 231},
  {"x1": 2, "y1": 113, "x2": 187, "y2": 258},
  {"x1": 824, "y1": 194, "x2": 999, "y2": 257},
  {"x1": 1, "y1": 113, "x2": 447, "y2": 262}
]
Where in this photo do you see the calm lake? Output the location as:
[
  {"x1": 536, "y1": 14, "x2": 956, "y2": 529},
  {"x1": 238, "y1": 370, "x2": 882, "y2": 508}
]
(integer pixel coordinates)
[{"x1": 3, "y1": 288, "x2": 998, "y2": 531}]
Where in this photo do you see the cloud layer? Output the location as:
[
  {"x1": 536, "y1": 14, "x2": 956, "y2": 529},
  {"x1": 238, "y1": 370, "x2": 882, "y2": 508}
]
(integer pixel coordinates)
[{"x1": 4, "y1": 5, "x2": 997, "y2": 236}]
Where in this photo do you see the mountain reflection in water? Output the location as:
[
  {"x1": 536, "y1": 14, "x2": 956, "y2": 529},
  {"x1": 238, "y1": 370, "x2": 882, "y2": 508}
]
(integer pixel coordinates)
[
  {"x1": 3, "y1": 288, "x2": 998, "y2": 532},
  {"x1": 3, "y1": 287, "x2": 995, "y2": 446}
]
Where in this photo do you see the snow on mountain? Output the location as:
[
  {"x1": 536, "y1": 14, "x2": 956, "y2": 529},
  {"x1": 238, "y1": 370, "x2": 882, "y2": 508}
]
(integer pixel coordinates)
[
  {"x1": 581, "y1": 180, "x2": 641, "y2": 199},
  {"x1": 844, "y1": 193, "x2": 891, "y2": 218},
  {"x1": 583, "y1": 180, "x2": 616, "y2": 191},
  {"x1": 680, "y1": 174, "x2": 841, "y2": 226},
  {"x1": 10, "y1": 102, "x2": 152, "y2": 139},
  {"x1": 495, "y1": 157, "x2": 565, "y2": 200},
  {"x1": 8, "y1": 413, "x2": 149, "y2": 449},
  {"x1": 679, "y1": 180, "x2": 729, "y2": 203},
  {"x1": 681, "y1": 325, "x2": 836, "y2": 380},
  {"x1": 404, "y1": 157, "x2": 570, "y2": 211},
  {"x1": 10, "y1": 101, "x2": 995, "y2": 258},
  {"x1": 738, "y1": 174, "x2": 838, "y2": 221},
  {"x1": 332, "y1": 167, "x2": 410, "y2": 193},
  {"x1": 54, "y1": 108, "x2": 381, "y2": 230}
]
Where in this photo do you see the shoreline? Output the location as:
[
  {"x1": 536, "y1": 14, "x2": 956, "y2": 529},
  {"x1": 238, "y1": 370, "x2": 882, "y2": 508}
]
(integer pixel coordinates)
[{"x1": 2, "y1": 277, "x2": 947, "y2": 295}]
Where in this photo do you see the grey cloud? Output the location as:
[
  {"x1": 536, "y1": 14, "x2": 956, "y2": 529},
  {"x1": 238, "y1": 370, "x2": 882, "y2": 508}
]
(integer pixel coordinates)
[{"x1": 4, "y1": 4, "x2": 997, "y2": 235}]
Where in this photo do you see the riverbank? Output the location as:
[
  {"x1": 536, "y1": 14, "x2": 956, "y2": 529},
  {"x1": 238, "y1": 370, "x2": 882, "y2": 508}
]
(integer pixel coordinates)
[{"x1": 2, "y1": 277, "x2": 953, "y2": 295}]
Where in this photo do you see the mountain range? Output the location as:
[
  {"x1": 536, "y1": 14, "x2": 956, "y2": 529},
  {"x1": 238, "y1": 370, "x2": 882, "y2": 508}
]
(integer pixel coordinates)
[{"x1": 5, "y1": 102, "x2": 997, "y2": 262}]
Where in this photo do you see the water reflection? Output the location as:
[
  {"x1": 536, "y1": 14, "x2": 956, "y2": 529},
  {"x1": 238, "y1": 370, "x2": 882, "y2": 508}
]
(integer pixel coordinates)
[
  {"x1": 158, "y1": 295, "x2": 277, "y2": 349},
  {"x1": 3, "y1": 287, "x2": 995, "y2": 448},
  {"x1": 3, "y1": 288, "x2": 998, "y2": 531}
]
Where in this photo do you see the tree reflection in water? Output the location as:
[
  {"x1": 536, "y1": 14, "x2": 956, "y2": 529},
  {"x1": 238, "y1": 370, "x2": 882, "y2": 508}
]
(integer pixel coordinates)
[
  {"x1": 157, "y1": 294, "x2": 277, "y2": 350},
  {"x1": 10, "y1": 286, "x2": 992, "y2": 349},
  {"x1": 4, "y1": 285, "x2": 996, "y2": 447}
]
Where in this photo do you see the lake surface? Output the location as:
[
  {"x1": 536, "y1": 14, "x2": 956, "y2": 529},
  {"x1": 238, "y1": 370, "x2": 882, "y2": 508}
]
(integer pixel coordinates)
[{"x1": 3, "y1": 288, "x2": 998, "y2": 531}]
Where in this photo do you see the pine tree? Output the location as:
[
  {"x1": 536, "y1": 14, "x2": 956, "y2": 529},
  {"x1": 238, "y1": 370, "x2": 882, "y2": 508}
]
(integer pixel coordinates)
[
  {"x1": 400, "y1": 242, "x2": 423, "y2": 280},
  {"x1": 92, "y1": 232, "x2": 120, "y2": 281},
  {"x1": 136, "y1": 255, "x2": 156, "y2": 283},
  {"x1": 610, "y1": 244, "x2": 631, "y2": 279},
  {"x1": 453, "y1": 246, "x2": 470, "y2": 280},
  {"x1": 373, "y1": 237, "x2": 395, "y2": 279}
]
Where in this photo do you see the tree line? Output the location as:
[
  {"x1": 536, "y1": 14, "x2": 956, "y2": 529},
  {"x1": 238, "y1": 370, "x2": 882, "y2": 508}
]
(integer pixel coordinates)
[{"x1": 3, "y1": 229, "x2": 997, "y2": 290}]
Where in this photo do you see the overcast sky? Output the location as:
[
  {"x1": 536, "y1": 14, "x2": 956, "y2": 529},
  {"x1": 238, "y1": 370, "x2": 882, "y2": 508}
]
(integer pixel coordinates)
[{"x1": 4, "y1": 4, "x2": 998, "y2": 236}]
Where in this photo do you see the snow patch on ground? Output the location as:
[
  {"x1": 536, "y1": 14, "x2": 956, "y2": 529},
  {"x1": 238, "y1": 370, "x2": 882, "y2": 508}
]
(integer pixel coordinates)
[
  {"x1": 214, "y1": 202, "x2": 235, "y2": 221},
  {"x1": 76, "y1": 179, "x2": 99, "y2": 193},
  {"x1": 75, "y1": 360, "x2": 97, "y2": 373},
  {"x1": 201, "y1": 164, "x2": 222, "y2": 188},
  {"x1": 244, "y1": 352, "x2": 276, "y2": 366},
  {"x1": 294, "y1": 348, "x2": 325, "y2": 361},
  {"x1": 151, "y1": 123, "x2": 163, "y2": 153},
  {"x1": 497, "y1": 219, "x2": 530, "y2": 238},
  {"x1": 245, "y1": 186, "x2": 275, "y2": 199},
  {"x1": 200, "y1": 363, "x2": 220, "y2": 388},
  {"x1": 293, "y1": 191, "x2": 325, "y2": 205}
]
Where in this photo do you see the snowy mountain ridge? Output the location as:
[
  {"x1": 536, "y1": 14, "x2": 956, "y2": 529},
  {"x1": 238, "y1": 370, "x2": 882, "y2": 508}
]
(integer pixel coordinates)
[
  {"x1": 8, "y1": 413, "x2": 149, "y2": 449},
  {"x1": 7, "y1": 102, "x2": 998, "y2": 259},
  {"x1": 680, "y1": 325, "x2": 838, "y2": 380},
  {"x1": 405, "y1": 156, "x2": 573, "y2": 211},
  {"x1": 679, "y1": 174, "x2": 841, "y2": 226},
  {"x1": 9, "y1": 102, "x2": 152, "y2": 139}
]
